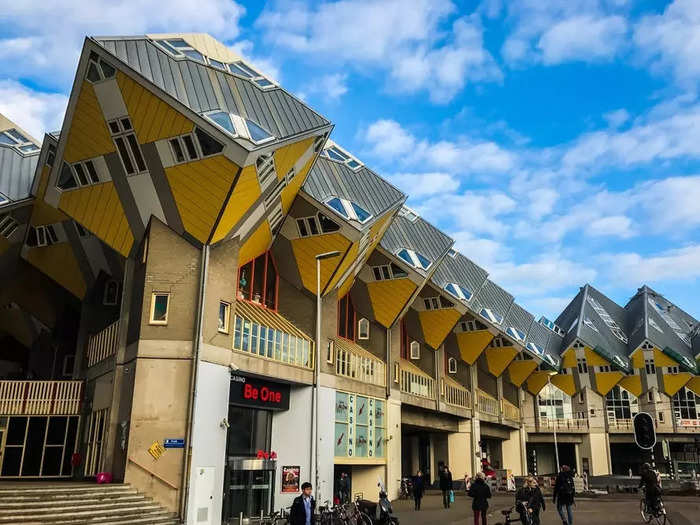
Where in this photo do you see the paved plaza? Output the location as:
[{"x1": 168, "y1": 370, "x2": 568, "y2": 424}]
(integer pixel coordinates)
[{"x1": 392, "y1": 492, "x2": 700, "y2": 525}]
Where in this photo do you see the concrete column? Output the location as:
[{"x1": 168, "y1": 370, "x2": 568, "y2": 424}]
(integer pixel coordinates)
[
  {"x1": 574, "y1": 442, "x2": 582, "y2": 474},
  {"x1": 519, "y1": 425, "x2": 527, "y2": 475},
  {"x1": 448, "y1": 420, "x2": 472, "y2": 479},
  {"x1": 385, "y1": 398, "x2": 402, "y2": 500},
  {"x1": 469, "y1": 364, "x2": 481, "y2": 475}
]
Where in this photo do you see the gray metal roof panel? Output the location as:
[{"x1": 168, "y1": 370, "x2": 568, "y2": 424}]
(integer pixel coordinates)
[
  {"x1": 543, "y1": 331, "x2": 564, "y2": 369},
  {"x1": 303, "y1": 156, "x2": 405, "y2": 219},
  {"x1": 431, "y1": 251, "x2": 489, "y2": 302},
  {"x1": 94, "y1": 37, "x2": 330, "y2": 142},
  {"x1": 471, "y1": 279, "x2": 514, "y2": 325},
  {"x1": 555, "y1": 289, "x2": 585, "y2": 350},
  {"x1": 503, "y1": 303, "x2": 535, "y2": 341},
  {"x1": 624, "y1": 290, "x2": 647, "y2": 353},
  {"x1": 379, "y1": 212, "x2": 454, "y2": 270},
  {"x1": 524, "y1": 319, "x2": 551, "y2": 357},
  {"x1": 578, "y1": 293, "x2": 631, "y2": 371},
  {"x1": 0, "y1": 146, "x2": 39, "y2": 202}
]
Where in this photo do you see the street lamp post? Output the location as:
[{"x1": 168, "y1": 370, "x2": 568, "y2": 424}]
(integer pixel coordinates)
[
  {"x1": 311, "y1": 251, "x2": 341, "y2": 503},
  {"x1": 546, "y1": 372, "x2": 560, "y2": 473}
]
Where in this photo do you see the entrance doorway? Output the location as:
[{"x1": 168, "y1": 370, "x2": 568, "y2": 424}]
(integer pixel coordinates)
[{"x1": 333, "y1": 465, "x2": 351, "y2": 505}]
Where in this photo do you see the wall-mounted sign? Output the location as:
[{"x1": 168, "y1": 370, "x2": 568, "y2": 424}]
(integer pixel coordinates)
[
  {"x1": 281, "y1": 465, "x2": 300, "y2": 493},
  {"x1": 164, "y1": 439, "x2": 185, "y2": 449},
  {"x1": 148, "y1": 441, "x2": 165, "y2": 460},
  {"x1": 230, "y1": 374, "x2": 290, "y2": 411}
]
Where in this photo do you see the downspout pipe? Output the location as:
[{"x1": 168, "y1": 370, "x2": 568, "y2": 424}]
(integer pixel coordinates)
[{"x1": 180, "y1": 244, "x2": 209, "y2": 522}]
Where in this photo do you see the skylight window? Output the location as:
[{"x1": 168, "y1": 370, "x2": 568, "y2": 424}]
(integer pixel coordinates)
[
  {"x1": 648, "y1": 297, "x2": 691, "y2": 346},
  {"x1": 0, "y1": 128, "x2": 39, "y2": 156},
  {"x1": 325, "y1": 197, "x2": 373, "y2": 224},
  {"x1": 322, "y1": 144, "x2": 363, "y2": 170},
  {"x1": 155, "y1": 39, "x2": 204, "y2": 62},
  {"x1": 205, "y1": 111, "x2": 236, "y2": 136},
  {"x1": 587, "y1": 296, "x2": 628, "y2": 344},
  {"x1": 227, "y1": 61, "x2": 275, "y2": 89},
  {"x1": 204, "y1": 111, "x2": 275, "y2": 145},
  {"x1": 648, "y1": 317, "x2": 663, "y2": 334},
  {"x1": 506, "y1": 326, "x2": 527, "y2": 343},
  {"x1": 526, "y1": 342, "x2": 544, "y2": 356},
  {"x1": 539, "y1": 316, "x2": 565, "y2": 336},
  {"x1": 583, "y1": 317, "x2": 599, "y2": 333},
  {"x1": 448, "y1": 249, "x2": 457, "y2": 258},
  {"x1": 444, "y1": 283, "x2": 472, "y2": 302},
  {"x1": 398, "y1": 205, "x2": 419, "y2": 222},
  {"x1": 396, "y1": 248, "x2": 431, "y2": 270},
  {"x1": 480, "y1": 308, "x2": 503, "y2": 325},
  {"x1": 245, "y1": 119, "x2": 273, "y2": 144},
  {"x1": 0, "y1": 192, "x2": 8, "y2": 205}
]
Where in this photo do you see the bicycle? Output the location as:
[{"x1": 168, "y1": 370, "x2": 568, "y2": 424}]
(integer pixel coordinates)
[
  {"x1": 259, "y1": 507, "x2": 290, "y2": 525},
  {"x1": 494, "y1": 503, "x2": 531, "y2": 525},
  {"x1": 640, "y1": 487, "x2": 671, "y2": 525}
]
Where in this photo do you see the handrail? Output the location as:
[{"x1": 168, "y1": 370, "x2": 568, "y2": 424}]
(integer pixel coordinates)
[
  {"x1": 0, "y1": 380, "x2": 82, "y2": 415},
  {"x1": 335, "y1": 343, "x2": 386, "y2": 387},
  {"x1": 502, "y1": 399, "x2": 520, "y2": 421},
  {"x1": 399, "y1": 364, "x2": 435, "y2": 400},
  {"x1": 443, "y1": 380, "x2": 470, "y2": 408},
  {"x1": 477, "y1": 389, "x2": 499, "y2": 417},
  {"x1": 86, "y1": 320, "x2": 120, "y2": 367},
  {"x1": 129, "y1": 457, "x2": 179, "y2": 490},
  {"x1": 539, "y1": 417, "x2": 589, "y2": 431}
]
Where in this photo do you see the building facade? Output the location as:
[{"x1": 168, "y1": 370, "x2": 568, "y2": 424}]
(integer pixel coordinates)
[{"x1": 0, "y1": 33, "x2": 699, "y2": 525}]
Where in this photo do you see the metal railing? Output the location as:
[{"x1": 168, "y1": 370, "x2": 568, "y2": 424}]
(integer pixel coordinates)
[
  {"x1": 443, "y1": 381, "x2": 471, "y2": 408},
  {"x1": 0, "y1": 380, "x2": 83, "y2": 415},
  {"x1": 335, "y1": 345, "x2": 386, "y2": 387},
  {"x1": 502, "y1": 399, "x2": 520, "y2": 421},
  {"x1": 399, "y1": 366, "x2": 435, "y2": 399},
  {"x1": 477, "y1": 389, "x2": 499, "y2": 417},
  {"x1": 86, "y1": 320, "x2": 120, "y2": 367},
  {"x1": 608, "y1": 418, "x2": 634, "y2": 431},
  {"x1": 538, "y1": 417, "x2": 589, "y2": 431}
]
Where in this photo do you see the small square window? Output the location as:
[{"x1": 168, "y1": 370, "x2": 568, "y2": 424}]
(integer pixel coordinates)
[
  {"x1": 410, "y1": 341, "x2": 420, "y2": 360},
  {"x1": 358, "y1": 318, "x2": 370, "y2": 340},
  {"x1": 103, "y1": 280, "x2": 119, "y2": 306},
  {"x1": 326, "y1": 340, "x2": 335, "y2": 364},
  {"x1": 218, "y1": 301, "x2": 231, "y2": 333},
  {"x1": 658, "y1": 412, "x2": 664, "y2": 423},
  {"x1": 150, "y1": 293, "x2": 170, "y2": 325},
  {"x1": 448, "y1": 357, "x2": 457, "y2": 374}
]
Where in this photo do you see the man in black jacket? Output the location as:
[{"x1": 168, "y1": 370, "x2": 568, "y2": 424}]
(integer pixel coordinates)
[
  {"x1": 290, "y1": 482, "x2": 316, "y2": 525},
  {"x1": 553, "y1": 465, "x2": 575, "y2": 525},
  {"x1": 639, "y1": 463, "x2": 661, "y2": 515},
  {"x1": 439, "y1": 464, "x2": 453, "y2": 509}
]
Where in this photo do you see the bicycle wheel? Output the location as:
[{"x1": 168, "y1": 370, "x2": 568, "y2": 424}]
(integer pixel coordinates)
[
  {"x1": 640, "y1": 498, "x2": 652, "y2": 523},
  {"x1": 358, "y1": 512, "x2": 373, "y2": 525}
]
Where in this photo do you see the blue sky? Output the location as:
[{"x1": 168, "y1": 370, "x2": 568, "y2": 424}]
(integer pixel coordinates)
[{"x1": 1, "y1": 0, "x2": 700, "y2": 321}]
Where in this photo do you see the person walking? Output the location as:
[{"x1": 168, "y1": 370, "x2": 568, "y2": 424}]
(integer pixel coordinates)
[
  {"x1": 412, "y1": 469, "x2": 425, "y2": 510},
  {"x1": 337, "y1": 472, "x2": 350, "y2": 504},
  {"x1": 439, "y1": 464, "x2": 453, "y2": 509},
  {"x1": 290, "y1": 482, "x2": 316, "y2": 525},
  {"x1": 468, "y1": 471, "x2": 491, "y2": 525},
  {"x1": 553, "y1": 465, "x2": 576, "y2": 525},
  {"x1": 525, "y1": 477, "x2": 545, "y2": 525}
]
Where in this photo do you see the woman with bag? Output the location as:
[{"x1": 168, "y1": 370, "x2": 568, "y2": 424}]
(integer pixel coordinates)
[
  {"x1": 439, "y1": 464, "x2": 453, "y2": 509},
  {"x1": 468, "y1": 472, "x2": 492, "y2": 525}
]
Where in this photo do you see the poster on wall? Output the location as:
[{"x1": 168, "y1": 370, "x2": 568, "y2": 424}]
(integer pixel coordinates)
[{"x1": 281, "y1": 466, "x2": 300, "y2": 493}]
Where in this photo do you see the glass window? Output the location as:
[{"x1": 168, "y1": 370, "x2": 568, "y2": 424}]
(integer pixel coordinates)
[
  {"x1": 85, "y1": 161, "x2": 100, "y2": 183},
  {"x1": 182, "y1": 135, "x2": 198, "y2": 160},
  {"x1": 226, "y1": 406, "x2": 271, "y2": 457},
  {"x1": 99, "y1": 60, "x2": 116, "y2": 78},
  {"x1": 351, "y1": 202, "x2": 372, "y2": 223},
  {"x1": 170, "y1": 138, "x2": 185, "y2": 163},
  {"x1": 195, "y1": 128, "x2": 224, "y2": 156},
  {"x1": 326, "y1": 197, "x2": 348, "y2": 218},
  {"x1": 254, "y1": 78, "x2": 274, "y2": 88},
  {"x1": 317, "y1": 213, "x2": 339, "y2": 233},
  {"x1": 206, "y1": 111, "x2": 236, "y2": 135},
  {"x1": 150, "y1": 293, "x2": 170, "y2": 324},
  {"x1": 167, "y1": 39, "x2": 189, "y2": 48},
  {"x1": 0, "y1": 132, "x2": 17, "y2": 145},
  {"x1": 237, "y1": 252, "x2": 278, "y2": 310},
  {"x1": 338, "y1": 295, "x2": 356, "y2": 341},
  {"x1": 57, "y1": 163, "x2": 77, "y2": 190},
  {"x1": 228, "y1": 62, "x2": 254, "y2": 78},
  {"x1": 219, "y1": 302, "x2": 231, "y2": 333},
  {"x1": 209, "y1": 58, "x2": 226, "y2": 70},
  {"x1": 19, "y1": 144, "x2": 39, "y2": 153},
  {"x1": 358, "y1": 318, "x2": 370, "y2": 340},
  {"x1": 246, "y1": 119, "x2": 273, "y2": 143}
]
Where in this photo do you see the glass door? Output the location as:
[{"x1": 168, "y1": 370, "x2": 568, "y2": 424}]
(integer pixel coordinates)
[{"x1": 224, "y1": 468, "x2": 274, "y2": 524}]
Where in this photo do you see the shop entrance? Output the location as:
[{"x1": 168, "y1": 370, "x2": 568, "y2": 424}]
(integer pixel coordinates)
[
  {"x1": 224, "y1": 458, "x2": 275, "y2": 523},
  {"x1": 401, "y1": 429, "x2": 432, "y2": 482}
]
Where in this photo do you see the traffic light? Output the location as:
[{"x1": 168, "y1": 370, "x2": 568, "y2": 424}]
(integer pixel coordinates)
[{"x1": 633, "y1": 412, "x2": 657, "y2": 450}]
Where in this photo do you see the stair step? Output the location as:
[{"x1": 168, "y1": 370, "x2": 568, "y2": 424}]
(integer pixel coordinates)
[
  {"x1": 49, "y1": 516, "x2": 178, "y2": 525},
  {"x1": 0, "y1": 499, "x2": 157, "y2": 516},
  {"x1": 0, "y1": 494, "x2": 146, "y2": 509},
  {"x1": 0, "y1": 487, "x2": 136, "y2": 498},
  {"x1": 0, "y1": 508, "x2": 169, "y2": 524}
]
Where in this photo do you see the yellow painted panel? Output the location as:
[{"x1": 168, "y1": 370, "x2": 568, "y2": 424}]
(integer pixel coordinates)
[
  {"x1": 237, "y1": 221, "x2": 272, "y2": 267},
  {"x1": 281, "y1": 155, "x2": 314, "y2": 213},
  {"x1": 165, "y1": 155, "x2": 239, "y2": 243},
  {"x1": 618, "y1": 375, "x2": 643, "y2": 397},
  {"x1": 336, "y1": 271, "x2": 357, "y2": 301},
  {"x1": 117, "y1": 72, "x2": 194, "y2": 143},
  {"x1": 274, "y1": 137, "x2": 314, "y2": 182},
  {"x1": 630, "y1": 348, "x2": 644, "y2": 369},
  {"x1": 662, "y1": 372, "x2": 692, "y2": 396},
  {"x1": 653, "y1": 348, "x2": 677, "y2": 367},
  {"x1": 290, "y1": 233, "x2": 351, "y2": 293},
  {"x1": 526, "y1": 371, "x2": 550, "y2": 396},
  {"x1": 594, "y1": 371, "x2": 623, "y2": 396},
  {"x1": 366, "y1": 278, "x2": 417, "y2": 328},
  {"x1": 456, "y1": 331, "x2": 493, "y2": 364},
  {"x1": 484, "y1": 346, "x2": 519, "y2": 377},
  {"x1": 584, "y1": 347, "x2": 609, "y2": 367},
  {"x1": 551, "y1": 374, "x2": 577, "y2": 396},
  {"x1": 63, "y1": 82, "x2": 115, "y2": 164},
  {"x1": 211, "y1": 165, "x2": 258, "y2": 243},
  {"x1": 686, "y1": 376, "x2": 700, "y2": 396},
  {"x1": 327, "y1": 242, "x2": 358, "y2": 292},
  {"x1": 561, "y1": 348, "x2": 576, "y2": 368},
  {"x1": 507, "y1": 360, "x2": 538, "y2": 387},
  {"x1": 59, "y1": 181, "x2": 134, "y2": 257},
  {"x1": 24, "y1": 243, "x2": 86, "y2": 299},
  {"x1": 418, "y1": 308, "x2": 462, "y2": 350}
]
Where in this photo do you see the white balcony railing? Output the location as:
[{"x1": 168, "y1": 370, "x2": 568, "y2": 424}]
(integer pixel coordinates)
[
  {"x1": 608, "y1": 418, "x2": 634, "y2": 431},
  {"x1": 400, "y1": 364, "x2": 435, "y2": 400},
  {"x1": 502, "y1": 399, "x2": 520, "y2": 421},
  {"x1": 86, "y1": 320, "x2": 120, "y2": 367},
  {"x1": 538, "y1": 417, "x2": 589, "y2": 431},
  {"x1": 477, "y1": 389, "x2": 499, "y2": 417},
  {"x1": 0, "y1": 380, "x2": 83, "y2": 415},
  {"x1": 443, "y1": 380, "x2": 471, "y2": 409},
  {"x1": 335, "y1": 342, "x2": 386, "y2": 387}
]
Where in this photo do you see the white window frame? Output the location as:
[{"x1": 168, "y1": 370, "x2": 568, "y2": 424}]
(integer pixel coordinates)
[
  {"x1": 396, "y1": 248, "x2": 431, "y2": 271},
  {"x1": 423, "y1": 297, "x2": 441, "y2": 311},
  {"x1": 577, "y1": 358, "x2": 588, "y2": 374},
  {"x1": 108, "y1": 117, "x2": 148, "y2": 176},
  {"x1": 218, "y1": 301, "x2": 231, "y2": 334},
  {"x1": 226, "y1": 60, "x2": 276, "y2": 89},
  {"x1": 268, "y1": 202, "x2": 284, "y2": 232},
  {"x1": 103, "y1": 280, "x2": 119, "y2": 306},
  {"x1": 0, "y1": 128, "x2": 40, "y2": 155},
  {"x1": 397, "y1": 205, "x2": 419, "y2": 222},
  {"x1": 325, "y1": 196, "x2": 373, "y2": 224},
  {"x1": 506, "y1": 326, "x2": 526, "y2": 343},
  {"x1": 598, "y1": 365, "x2": 611, "y2": 373},
  {"x1": 255, "y1": 152, "x2": 276, "y2": 192},
  {"x1": 0, "y1": 192, "x2": 9, "y2": 205},
  {"x1": 645, "y1": 359, "x2": 656, "y2": 375},
  {"x1": 445, "y1": 283, "x2": 472, "y2": 302},
  {"x1": 666, "y1": 366, "x2": 679, "y2": 374},
  {"x1": 358, "y1": 318, "x2": 370, "y2": 340},
  {"x1": 448, "y1": 357, "x2": 457, "y2": 374},
  {"x1": 149, "y1": 292, "x2": 171, "y2": 325},
  {"x1": 587, "y1": 296, "x2": 628, "y2": 344},
  {"x1": 85, "y1": 56, "x2": 116, "y2": 84},
  {"x1": 35, "y1": 225, "x2": 48, "y2": 247},
  {"x1": 168, "y1": 133, "x2": 201, "y2": 164},
  {"x1": 409, "y1": 341, "x2": 420, "y2": 360},
  {"x1": 327, "y1": 340, "x2": 335, "y2": 364},
  {"x1": 480, "y1": 307, "x2": 504, "y2": 326},
  {"x1": 658, "y1": 411, "x2": 664, "y2": 423},
  {"x1": 322, "y1": 144, "x2": 363, "y2": 171},
  {"x1": 0, "y1": 214, "x2": 18, "y2": 239}
]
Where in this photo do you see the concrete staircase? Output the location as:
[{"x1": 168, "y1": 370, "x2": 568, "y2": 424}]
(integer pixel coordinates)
[{"x1": 0, "y1": 483, "x2": 179, "y2": 524}]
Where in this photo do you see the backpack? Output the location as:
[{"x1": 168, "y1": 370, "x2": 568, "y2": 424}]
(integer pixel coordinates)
[{"x1": 560, "y1": 474, "x2": 575, "y2": 497}]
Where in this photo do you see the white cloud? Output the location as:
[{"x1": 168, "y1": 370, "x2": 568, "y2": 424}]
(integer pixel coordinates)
[
  {"x1": 389, "y1": 172, "x2": 459, "y2": 197},
  {"x1": 634, "y1": 0, "x2": 700, "y2": 85},
  {"x1": 586, "y1": 215, "x2": 635, "y2": 238},
  {"x1": 299, "y1": 73, "x2": 349, "y2": 102},
  {"x1": 602, "y1": 244, "x2": 700, "y2": 286},
  {"x1": 538, "y1": 15, "x2": 628, "y2": 64},
  {"x1": 451, "y1": 231, "x2": 509, "y2": 268},
  {"x1": 0, "y1": 0, "x2": 246, "y2": 89},
  {"x1": 0, "y1": 80, "x2": 68, "y2": 139},
  {"x1": 257, "y1": 0, "x2": 500, "y2": 102},
  {"x1": 421, "y1": 191, "x2": 517, "y2": 237},
  {"x1": 604, "y1": 108, "x2": 630, "y2": 128},
  {"x1": 634, "y1": 175, "x2": 700, "y2": 234}
]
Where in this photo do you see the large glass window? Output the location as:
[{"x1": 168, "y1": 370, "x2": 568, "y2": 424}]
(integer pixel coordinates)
[
  {"x1": 334, "y1": 392, "x2": 385, "y2": 459},
  {"x1": 537, "y1": 383, "x2": 573, "y2": 420},
  {"x1": 338, "y1": 294, "x2": 356, "y2": 341},
  {"x1": 673, "y1": 387, "x2": 700, "y2": 420},
  {"x1": 606, "y1": 385, "x2": 639, "y2": 421},
  {"x1": 226, "y1": 406, "x2": 272, "y2": 457},
  {"x1": 238, "y1": 252, "x2": 278, "y2": 310}
]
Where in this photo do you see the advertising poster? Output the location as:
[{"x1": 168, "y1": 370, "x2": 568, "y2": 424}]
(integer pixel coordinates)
[{"x1": 281, "y1": 466, "x2": 300, "y2": 493}]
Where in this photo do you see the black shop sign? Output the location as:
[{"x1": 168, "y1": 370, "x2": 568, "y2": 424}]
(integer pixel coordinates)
[{"x1": 230, "y1": 374, "x2": 290, "y2": 411}]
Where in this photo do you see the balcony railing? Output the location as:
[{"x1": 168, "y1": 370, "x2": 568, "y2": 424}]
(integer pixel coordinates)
[
  {"x1": 86, "y1": 320, "x2": 120, "y2": 367},
  {"x1": 538, "y1": 417, "x2": 589, "y2": 431},
  {"x1": 335, "y1": 341, "x2": 386, "y2": 387},
  {"x1": 502, "y1": 399, "x2": 520, "y2": 422},
  {"x1": 442, "y1": 380, "x2": 471, "y2": 409},
  {"x1": 608, "y1": 418, "x2": 634, "y2": 431},
  {"x1": 399, "y1": 364, "x2": 435, "y2": 400},
  {"x1": 477, "y1": 389, "x2": 499, "y2": 417},
  {"x1": 0, "y1": 380, "x2": 83, "y2": 415},
  {"x1": 675, "y1": 417, "x2": 700, "y2": 429}
]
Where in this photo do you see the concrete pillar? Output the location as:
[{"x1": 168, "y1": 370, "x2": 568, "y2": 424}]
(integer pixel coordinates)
[
  {"x1": 469, "y1": 364, "x2": 481, "y2": 475},
  {"x1": 574, "y1": 442, "x2": 582, "y2": 474},
  {"x1": 501, "y1": 428, "x2": 524, "y2": 475},
  {"x1": 519, "y1": 426, "x2": 527, "y2": 475},
  {"x1": 386, "y1": 398, "x2": 402, "y2": 500},
  {"x1": 448, "y1": 420, "x2": 472, "y2": 479}
]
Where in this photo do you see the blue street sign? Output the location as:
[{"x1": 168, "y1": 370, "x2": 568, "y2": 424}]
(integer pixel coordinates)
[{"x1": 164, "y1": 439, "x2": 185, "y2": 449}]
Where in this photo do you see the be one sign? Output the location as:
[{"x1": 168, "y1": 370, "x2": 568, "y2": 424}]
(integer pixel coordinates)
[
  {"x1": 244, "y1": 383, "x2": 283, "y2": 404},
  {"x1": 230, "y1": 374, "x2": 290, "y2": 411}
]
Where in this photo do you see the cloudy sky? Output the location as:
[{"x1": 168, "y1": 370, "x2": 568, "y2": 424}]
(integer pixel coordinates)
[{"x1": 2, "y1": 0, "x2": 700, "y2": 320}]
